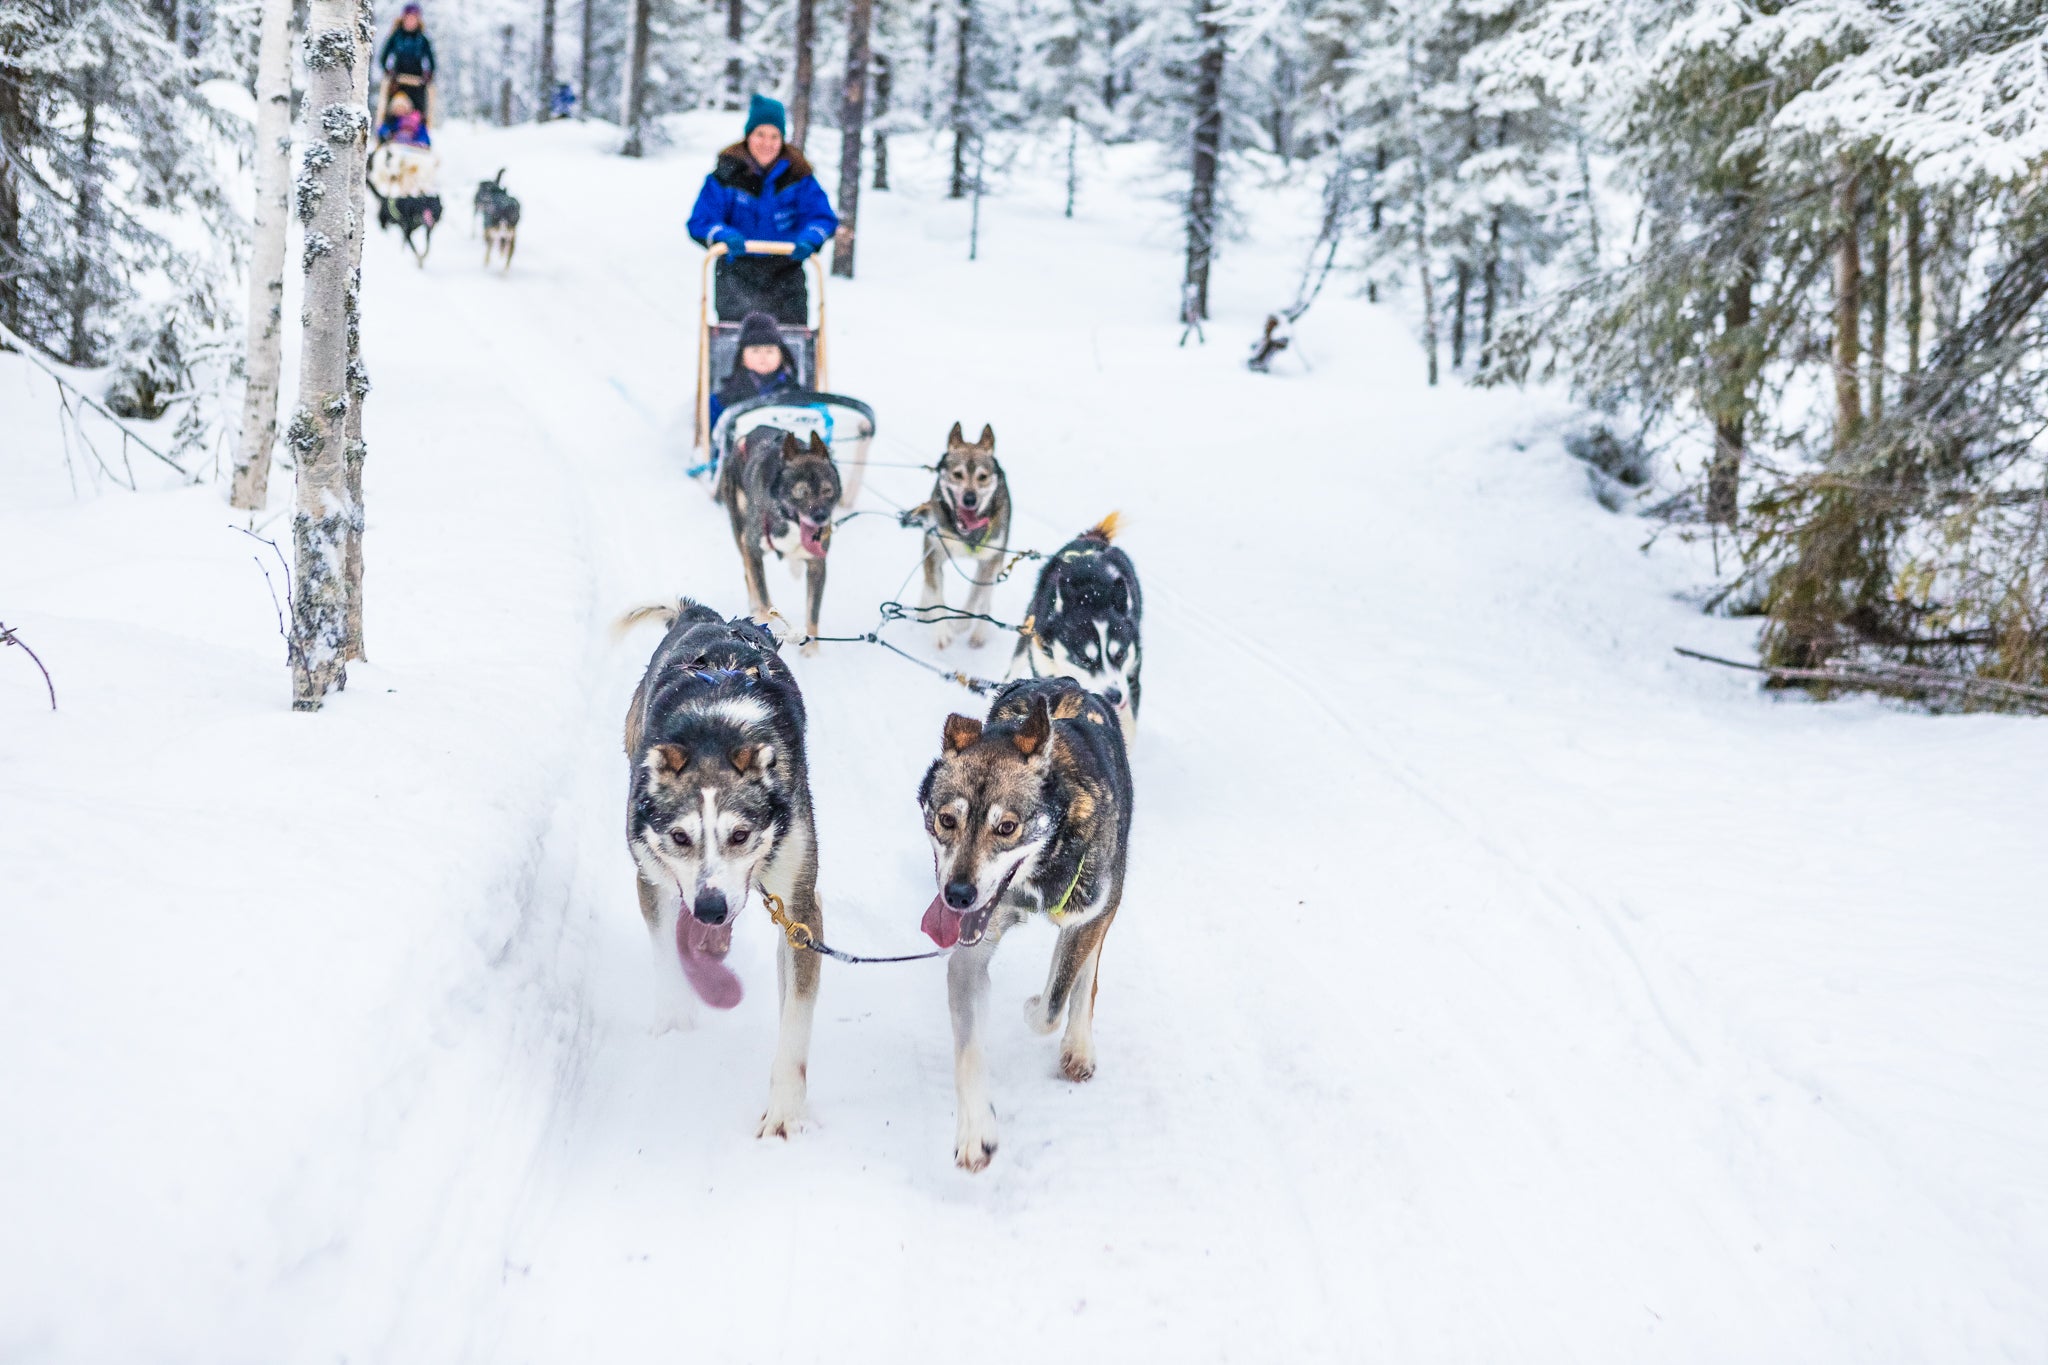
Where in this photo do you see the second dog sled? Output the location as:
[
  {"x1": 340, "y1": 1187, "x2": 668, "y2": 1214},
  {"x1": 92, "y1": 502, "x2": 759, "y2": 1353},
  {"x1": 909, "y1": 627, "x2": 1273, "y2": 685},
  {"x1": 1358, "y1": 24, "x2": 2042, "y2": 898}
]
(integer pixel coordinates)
[{"x1": 691, "y1": 239, "x2": 871, "y2": 502}]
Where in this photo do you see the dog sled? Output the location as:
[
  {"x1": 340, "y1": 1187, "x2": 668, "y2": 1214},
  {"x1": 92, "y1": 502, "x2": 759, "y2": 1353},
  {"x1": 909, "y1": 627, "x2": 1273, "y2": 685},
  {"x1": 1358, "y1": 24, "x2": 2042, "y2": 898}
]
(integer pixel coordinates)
[
  {"x1": 692, "y1": 239, "x2": 873, "y2": 503},
  {"x1": 366, "y1": 141, "x2": 444, "y2": 264}
]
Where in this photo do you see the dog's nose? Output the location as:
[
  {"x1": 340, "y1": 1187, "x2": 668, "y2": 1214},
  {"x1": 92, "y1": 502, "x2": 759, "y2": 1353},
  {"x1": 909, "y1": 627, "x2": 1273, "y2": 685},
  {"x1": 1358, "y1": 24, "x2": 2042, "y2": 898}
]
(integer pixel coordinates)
[
  {"x1": 1101, "y1": 687, "x2": 1123, "y2": 707},
  {"x1": 961, "y1": 491, "x2": 977, "y2": 509},
  {"x1": 692, "y1": 889, "x2": 729, "y2": 926},
  {"x1": 943, "y1": 880, "x2": 978, "y2": 911}
]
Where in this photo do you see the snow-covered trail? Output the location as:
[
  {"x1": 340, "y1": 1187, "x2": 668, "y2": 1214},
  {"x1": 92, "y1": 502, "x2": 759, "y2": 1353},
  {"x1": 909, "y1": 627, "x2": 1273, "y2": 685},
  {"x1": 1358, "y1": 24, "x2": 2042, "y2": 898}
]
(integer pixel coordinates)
[{"x1": 6, "y1": 114, "x2": 2047, "y2": 1363}]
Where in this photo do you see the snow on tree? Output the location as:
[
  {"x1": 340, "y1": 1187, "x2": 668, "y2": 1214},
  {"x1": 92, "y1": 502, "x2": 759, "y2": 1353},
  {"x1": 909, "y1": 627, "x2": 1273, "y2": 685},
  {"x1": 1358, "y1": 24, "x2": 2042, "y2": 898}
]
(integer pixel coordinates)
[{"x1": 229, "y1": 0, "x2": 295, "y2": 511}]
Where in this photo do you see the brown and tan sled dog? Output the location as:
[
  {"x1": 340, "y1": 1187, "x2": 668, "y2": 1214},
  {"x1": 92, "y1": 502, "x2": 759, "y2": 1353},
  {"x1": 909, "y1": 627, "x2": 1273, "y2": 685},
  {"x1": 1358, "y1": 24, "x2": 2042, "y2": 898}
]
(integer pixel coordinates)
[
  {"x1": 915, "y1": 677, "x2": 1135, "y2": 1171},
  {"x1": 719, "y1": 428, "x2": 842, "y2": 655}
]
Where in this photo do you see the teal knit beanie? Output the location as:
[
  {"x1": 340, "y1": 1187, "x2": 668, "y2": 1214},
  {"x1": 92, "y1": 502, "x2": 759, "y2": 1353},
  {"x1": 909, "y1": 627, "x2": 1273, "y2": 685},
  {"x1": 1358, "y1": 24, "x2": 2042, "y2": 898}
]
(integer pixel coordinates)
[{"x1": 745, "y1": 94, "x2": 787, "y2": 138}]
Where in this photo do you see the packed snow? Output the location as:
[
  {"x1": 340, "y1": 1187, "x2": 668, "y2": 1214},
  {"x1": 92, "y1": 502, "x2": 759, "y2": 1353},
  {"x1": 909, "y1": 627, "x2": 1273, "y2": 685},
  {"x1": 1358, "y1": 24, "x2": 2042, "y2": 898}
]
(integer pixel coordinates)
[{"x1": 3, "y1": 113, "x2": 2046, "y2": 1362}]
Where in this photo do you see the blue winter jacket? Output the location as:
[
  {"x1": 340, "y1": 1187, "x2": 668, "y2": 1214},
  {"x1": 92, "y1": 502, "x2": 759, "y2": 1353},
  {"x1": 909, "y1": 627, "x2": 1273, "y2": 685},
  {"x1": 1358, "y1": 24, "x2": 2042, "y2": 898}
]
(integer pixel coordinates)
[{"x1": 687, "y1": 144, "x2": 838, "y2": 256}]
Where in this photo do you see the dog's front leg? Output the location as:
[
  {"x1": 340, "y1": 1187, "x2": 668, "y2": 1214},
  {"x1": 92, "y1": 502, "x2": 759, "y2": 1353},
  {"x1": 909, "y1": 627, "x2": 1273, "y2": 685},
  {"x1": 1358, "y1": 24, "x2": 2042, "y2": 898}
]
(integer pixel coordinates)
[
  {"x1": 947, "y1": 935, "x2": 1001, "y2": 1171},
  {"x1": 638, "y1": 875, "x2": 696, "y2": 1034},
  {"x1": 921, "y1": 533, "x2": 957, "y2": 651},
  {"x1": 758, "y1": 878, "x2": 821, "y2": 1138},
  {"x1": 801, "y1": 557, "x2": 827, "y2": 658},
  {"x1": 739, "y1": 539, "x2": 774, "y2": 624},
  {"x1": 962, "y1": 552, "x2": 999, "y2": 648},
  {"x1": 1027, "y1": 906, "x2": 1117, "y2": 1082}
]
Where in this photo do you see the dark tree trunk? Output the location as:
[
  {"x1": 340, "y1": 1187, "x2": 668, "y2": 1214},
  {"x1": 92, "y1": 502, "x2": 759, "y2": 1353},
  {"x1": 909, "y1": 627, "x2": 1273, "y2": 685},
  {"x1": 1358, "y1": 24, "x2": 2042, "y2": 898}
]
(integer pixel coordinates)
[
  {"x1": 0, "y1": 58, "x2": 24, "y2": 336},
  {"x1": 725, "y1": 0, "x2": 744, "y2": 110},
  {"x1": 621, "y1": 0, "x2": 652, "y2": 154},
  {"x1": 1064, "y1": 109, "x2": 1077, "y2": 218},
  {"x1": 1450, "y1": 259, "x2": 1469, "y2": 369},
  {"x1": 1868, "y1": 161, "x2": 1891, "y2": 423},
  {"x1": 1182, "y1": 2, "x2": 1225, "y2": 320},
  {"x1": 498, "y1": 23, "x2": 515, "y2": 125},
  {"x1": 578, "y1": 0, "x2": 593, "y2": 118},
  {"x1": 832, "y1": 0, "x2": 872, "y2": 278},
  {"x1": 68, "y1": 64, "x2": 101, "y2": 367},
  {"x1": 872, "y1": 54, "x2": 891, "y2": 190},
  {"x1": 538, "y1": 0, "x2": 557, "y2": 120},
  {"x1": 1904, "y1": 189, "x2": 1924, "y2": 387},
  {"x1": 1833, "y1": 164, "x2": 1863, "y2": 455},
  {"x1": 791, "y1": 0, "x2": 815, "y2": 146},
  {"x1": 948, "y1": 0, "x2": 972, "y2": 199},
  {"x1": 1708, "y1": 246, "x2": 1757, "y2": 527},
  {"x1": 1478, "y1": 207, "x2": 1501, "y2": 364},
  {"x1": 922, "y1": 0, "x2": 938, "y2": 122}
]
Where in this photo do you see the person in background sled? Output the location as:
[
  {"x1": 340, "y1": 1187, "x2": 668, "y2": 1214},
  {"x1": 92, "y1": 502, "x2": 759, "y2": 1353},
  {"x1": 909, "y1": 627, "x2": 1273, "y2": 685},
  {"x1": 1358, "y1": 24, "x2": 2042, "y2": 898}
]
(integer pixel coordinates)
[
  {"x1": 376, "y1": 91, "x2": 431, "y2": 148},
  {"x1": 378, "y1": 3, "x2": 437, "y2": 128},
  {"x1": 549, "y1": 82, "x2": 577, "y2": 120},
  {"x1": 708, "y1": 311, "x2": 801, "y2": 432},
  {"x1": 686, "y1": 95, "x2": 838, "y2": 324}
]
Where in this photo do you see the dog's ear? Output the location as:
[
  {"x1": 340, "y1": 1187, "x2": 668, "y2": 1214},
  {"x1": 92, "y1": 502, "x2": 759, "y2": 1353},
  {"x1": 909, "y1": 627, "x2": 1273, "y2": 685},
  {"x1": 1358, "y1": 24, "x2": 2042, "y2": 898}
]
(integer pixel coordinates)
[
  {"x1": 808, "y1": 432, "x2": 831, "y2": 460},
  {"x1": 977, "y1": 424, "x2": 995, "y2": 450},
  {"x1": 781, "y1": 431, "x2": 804, "y2": 461},
  {"x1": 946, "y1": 421, "x2": 964, "y2": 447},
  {"x1": 942, "y1": 713, "x2": 983, "y2": 755},
  {"x1": 647, "y1": 743, "x2": 689, "y2": 779},
  {"x1": 731, "y1": 743, "x2": 776, "y2": 773},
  {"x1": 1011, "y1": 694, "x2": 1052, "y2": 759}
]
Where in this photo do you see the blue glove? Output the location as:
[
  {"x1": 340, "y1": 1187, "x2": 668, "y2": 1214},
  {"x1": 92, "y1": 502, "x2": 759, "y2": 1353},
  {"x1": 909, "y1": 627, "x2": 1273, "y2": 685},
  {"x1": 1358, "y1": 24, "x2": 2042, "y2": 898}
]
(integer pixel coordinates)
[
  {"x1": 788, "y1": 237, "x2": 816, "y2": 263},
  {"x1": 712, "y1": 227, "x2": 746, "y2": 255}
]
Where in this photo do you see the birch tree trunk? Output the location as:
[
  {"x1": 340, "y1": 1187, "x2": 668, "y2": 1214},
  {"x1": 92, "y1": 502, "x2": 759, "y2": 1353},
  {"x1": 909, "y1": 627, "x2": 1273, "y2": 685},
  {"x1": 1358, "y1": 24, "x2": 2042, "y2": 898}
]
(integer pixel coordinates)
[
  {"x1": 287, "y1": 2, "x2": 367, "y2": 710},
  {"x1": 790, "y1": 0, "x2": 815, "y2": 146},
  {"x1": 831, "y1": 0, "x2": 871, "y2": 278},
  {"x1": 1181, "y1": 0, "x2": 1225, "y2": 320},
  {"x1": 229, "y1": 0, "x2": 296, "y2": 512},
  {"x1": 67, "y1": 63, "x2": 101, "y2": 367},
  {"x1": 342, "y1": 0, "x2": 372, "y2": 663},
  {"x1": 620, "y1": 0, "x2": 652, "y2": 156}
]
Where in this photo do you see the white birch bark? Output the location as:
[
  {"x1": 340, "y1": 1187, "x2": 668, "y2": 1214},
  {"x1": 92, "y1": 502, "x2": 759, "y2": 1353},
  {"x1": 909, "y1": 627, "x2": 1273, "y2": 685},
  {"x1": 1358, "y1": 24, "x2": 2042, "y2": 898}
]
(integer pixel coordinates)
[
  {"x1": 228, "y1": 0, "x2": 294, "y2": 512},
  {"x1": 341, "y1": 0, "x2": 372, "y2": 662},
  {"x1": 287, "y1": 0, "x2": 367, "y2": 709}
]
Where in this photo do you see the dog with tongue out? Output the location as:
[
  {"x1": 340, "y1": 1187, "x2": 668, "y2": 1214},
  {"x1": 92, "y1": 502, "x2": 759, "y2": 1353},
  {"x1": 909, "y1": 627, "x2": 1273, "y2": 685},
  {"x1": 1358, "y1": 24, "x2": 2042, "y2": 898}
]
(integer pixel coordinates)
[
  {"x1": 917, "y1": 676, "x2": 1135, "y2": 1172},
  {"x1": 620, "y1": 599, "x2": 823, "y2": 1140}
]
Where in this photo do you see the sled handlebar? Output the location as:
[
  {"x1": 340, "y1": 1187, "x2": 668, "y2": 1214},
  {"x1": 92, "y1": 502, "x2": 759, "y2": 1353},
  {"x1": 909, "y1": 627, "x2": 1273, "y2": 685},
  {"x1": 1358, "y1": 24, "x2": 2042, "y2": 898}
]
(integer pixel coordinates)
[{"x1": 708, "y1": 240, "x2": 796, "y2": 257}]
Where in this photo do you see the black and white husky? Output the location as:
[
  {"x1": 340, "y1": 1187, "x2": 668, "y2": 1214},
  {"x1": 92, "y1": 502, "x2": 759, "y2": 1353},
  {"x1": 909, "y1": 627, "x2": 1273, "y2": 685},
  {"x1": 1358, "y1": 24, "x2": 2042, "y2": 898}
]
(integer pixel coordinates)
[
  {"x1": 917, "y1": 677, "x2": 1135, "y2": 1172},
  {"x1": 1009, "y1": 515, "x2": 1142, "y2": 743},
  {"x1": 903, "y1": 422, "x2": 1012, "y2": 651},
  {"x1": 619, "y1": 600, "x2": 822, "y2": 1138}
]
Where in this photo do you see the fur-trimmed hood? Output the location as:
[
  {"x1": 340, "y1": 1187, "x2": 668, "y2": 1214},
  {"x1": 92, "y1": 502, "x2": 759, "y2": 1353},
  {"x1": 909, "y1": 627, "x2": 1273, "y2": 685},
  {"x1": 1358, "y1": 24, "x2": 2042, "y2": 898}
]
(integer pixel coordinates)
[{"x1": 713, "y1": 143, "x2": 818, "y2": 196}]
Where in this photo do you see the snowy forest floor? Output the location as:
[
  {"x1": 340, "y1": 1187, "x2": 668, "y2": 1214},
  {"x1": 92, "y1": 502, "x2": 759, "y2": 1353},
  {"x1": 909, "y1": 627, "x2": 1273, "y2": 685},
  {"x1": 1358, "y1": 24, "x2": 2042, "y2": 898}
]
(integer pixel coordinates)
[{"x1": 4, "y1": 114, "x2": 2047, "y2": 1363}]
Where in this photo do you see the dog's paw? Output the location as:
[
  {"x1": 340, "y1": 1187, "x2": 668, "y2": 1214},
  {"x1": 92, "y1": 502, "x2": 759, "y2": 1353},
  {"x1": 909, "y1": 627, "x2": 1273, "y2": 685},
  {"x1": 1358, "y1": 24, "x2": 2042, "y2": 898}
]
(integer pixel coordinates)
[
  {"x1": 954, "y1": 1108, "x2": 999, "y2": 1172},
  {"x1": 931, "y1": 624, "x2": 957, "y2": 651},
  {"x1": 799, "y1": 639, "x2": 820, "y2": 659},
  {"x1": 757, "y1": 1095, "x2": 812, "y2": 1140},
  {"x1": 968, "y1": 624, "x2": 990, "y2": 648},
  {"x1": 1058, "y1": 1044, "x2": 1097, "y2": 1083},
  {"x1": 1022, "y1": 993, "x2": 1061, "y2": 1035}
]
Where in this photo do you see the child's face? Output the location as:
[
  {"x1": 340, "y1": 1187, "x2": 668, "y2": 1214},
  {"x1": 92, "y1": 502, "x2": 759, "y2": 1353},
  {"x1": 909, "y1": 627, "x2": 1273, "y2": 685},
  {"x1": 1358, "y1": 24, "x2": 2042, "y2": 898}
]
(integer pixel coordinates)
[{"x1": 741, "y1": 343, "x2": 783, "y2": 376}]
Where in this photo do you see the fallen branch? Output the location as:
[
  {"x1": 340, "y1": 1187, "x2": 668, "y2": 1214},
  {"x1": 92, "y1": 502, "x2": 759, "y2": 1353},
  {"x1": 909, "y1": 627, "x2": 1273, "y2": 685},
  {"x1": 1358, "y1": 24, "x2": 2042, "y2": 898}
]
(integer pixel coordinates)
[
  {"x1": 1674, "y1": 646, "x2": 2048, "y2": 713},
  {"x1": 0, "y1": 319, "x2": 196, "y2": 484},
  {"x1": 1, "y1": 620, "x2": 57, "y2": 710}
]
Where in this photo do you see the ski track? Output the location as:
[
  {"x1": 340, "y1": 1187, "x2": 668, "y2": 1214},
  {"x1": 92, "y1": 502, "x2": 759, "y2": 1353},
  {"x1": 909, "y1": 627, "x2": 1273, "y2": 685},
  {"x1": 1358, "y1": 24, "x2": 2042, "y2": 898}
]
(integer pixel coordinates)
[{"x1": 6, "y1": 115, "x2": 2048, "y2": 1363}]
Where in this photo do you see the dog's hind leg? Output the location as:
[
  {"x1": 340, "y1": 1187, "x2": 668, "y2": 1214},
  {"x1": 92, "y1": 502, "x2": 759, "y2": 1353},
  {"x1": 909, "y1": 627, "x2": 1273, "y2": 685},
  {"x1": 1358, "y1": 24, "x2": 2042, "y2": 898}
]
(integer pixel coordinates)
[
  {"x1": 947, "y1": 934, "x2": 1001, "y2": 1171},
  {"x1": 757, "y1": 867, "x2": 821, "y2": 1138},
  {"x1": 1026, "y1": 905, "x2": 1118, "y2": 1082}
]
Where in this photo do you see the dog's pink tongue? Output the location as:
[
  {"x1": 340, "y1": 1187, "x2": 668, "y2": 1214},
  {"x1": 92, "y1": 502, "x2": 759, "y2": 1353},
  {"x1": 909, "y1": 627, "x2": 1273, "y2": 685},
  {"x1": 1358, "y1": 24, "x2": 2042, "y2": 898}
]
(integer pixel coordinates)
[
  {"x1": 676, "y1": 916, "x2": 743, "y2": 1009},
  {"x1": 800, "y1": 520, "x2": 828, "y2": 556},
  {"x1": 921, "y1": 894, "x2": 963, "y2": 949}
]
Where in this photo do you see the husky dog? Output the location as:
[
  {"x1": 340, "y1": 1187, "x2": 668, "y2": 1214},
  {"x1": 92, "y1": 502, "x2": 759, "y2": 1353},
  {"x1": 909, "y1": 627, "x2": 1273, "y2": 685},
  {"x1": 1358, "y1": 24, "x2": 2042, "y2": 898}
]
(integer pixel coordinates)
[
  {"x1": 902, "y1": 423, "x2": 1011, "y2": 651},
  {"x1": 719, "y1": 429, "x2": 843, "y2": 656},
  {"x1": 917, "y1": 677, "x2": 1134, "y2": 1172},
  {"x1": 474, "y1": 169, "x2": 520, "y2": 271},
  {"x1": 1009, "y1": 516, "x2": 1142, "y2": 743},
  {"x1": 620, "y1": 600, "x2": 822, "y2": 1138}
]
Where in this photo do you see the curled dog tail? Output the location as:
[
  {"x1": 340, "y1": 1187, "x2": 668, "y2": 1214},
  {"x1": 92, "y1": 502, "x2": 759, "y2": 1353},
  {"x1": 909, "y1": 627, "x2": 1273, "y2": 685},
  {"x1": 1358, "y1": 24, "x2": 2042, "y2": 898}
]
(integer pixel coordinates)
[
  {"x1": 1081, "y1": 511, "x2": 1122, "y2": 545},
  {"x1": 612, "y1": 597, "x2": 700, "y2": 641}
]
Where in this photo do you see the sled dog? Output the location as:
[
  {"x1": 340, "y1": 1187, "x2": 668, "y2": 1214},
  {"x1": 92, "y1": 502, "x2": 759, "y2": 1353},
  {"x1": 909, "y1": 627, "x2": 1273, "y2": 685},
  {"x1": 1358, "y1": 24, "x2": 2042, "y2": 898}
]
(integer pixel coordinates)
[
  {"x1": 1008, "y1": 516, "x2": 1142, "y2": 743},
  {"x1": 917, "y1": 677, "x2": 1134, "y2": 1171},
  {"x1": 619, "y1": 600, "x2": 821, "y2": 1138},
  {"x1": 900, "y1": 423, "x2": 1012, "y2": 651},
  {"x1": 473, "y1": 169, "x2": 521, "y2": 271},
  {"x1": 720, "y1": 428, "x2": 842, "y2": 656}
]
